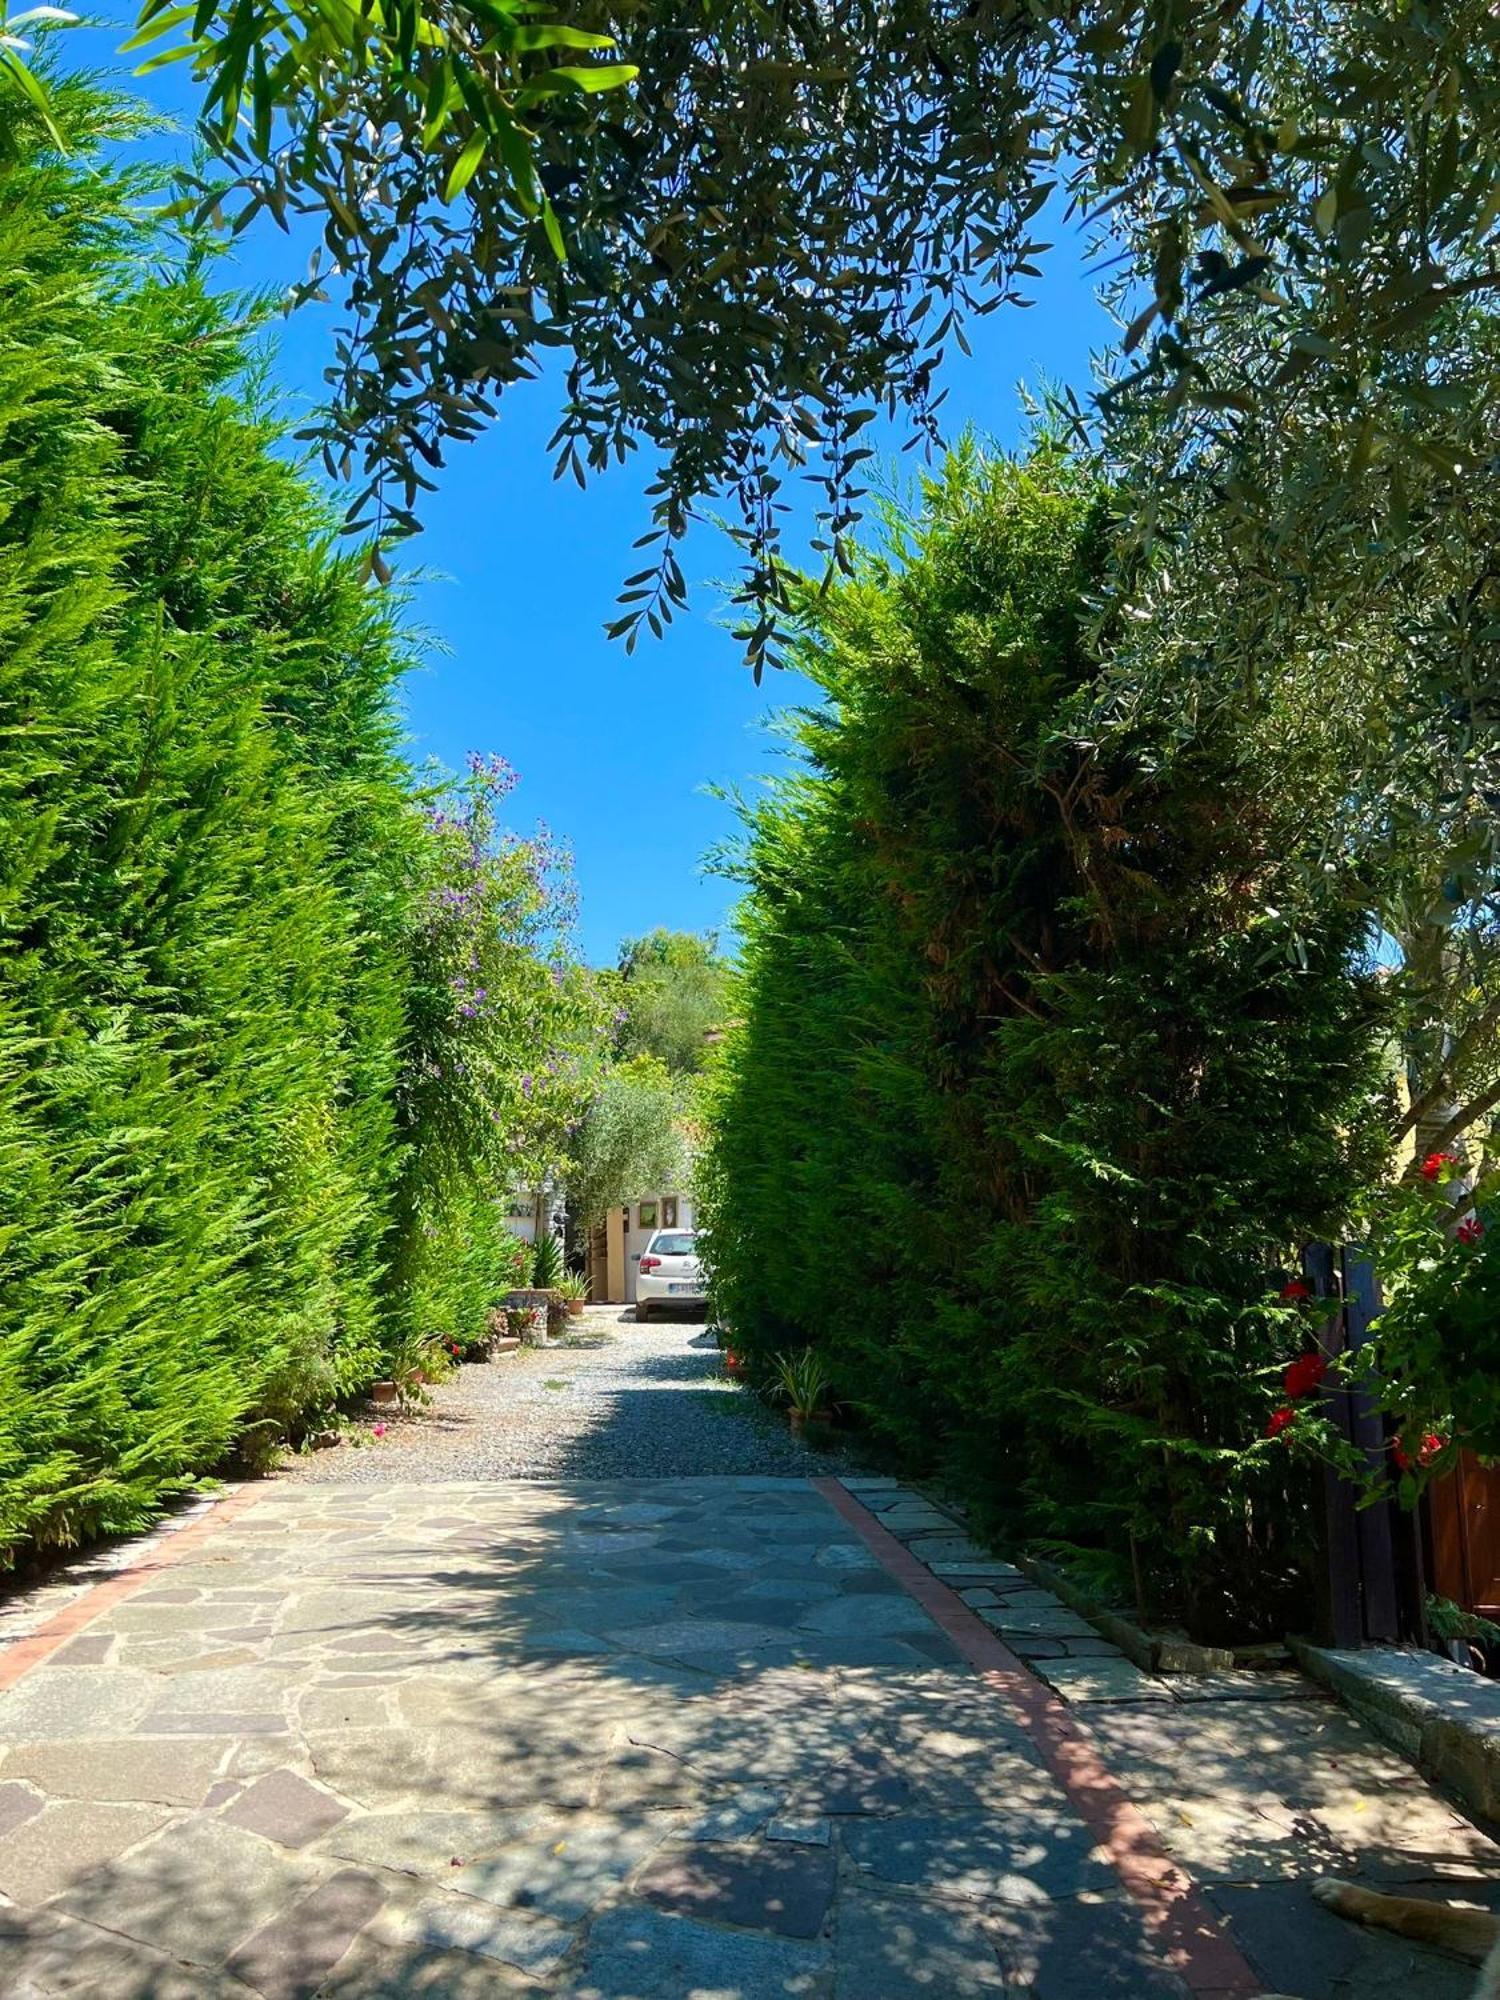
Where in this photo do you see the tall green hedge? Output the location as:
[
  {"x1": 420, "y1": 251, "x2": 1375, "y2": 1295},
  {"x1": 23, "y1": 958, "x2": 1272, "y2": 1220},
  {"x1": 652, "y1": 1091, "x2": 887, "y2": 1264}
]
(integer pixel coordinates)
[
  {"x1": 700, "y1": 451, "x2": 1391, "y2": 1640},
  {"x1": 0, "y1": 87, "x2": 590, "y2": 1564}
]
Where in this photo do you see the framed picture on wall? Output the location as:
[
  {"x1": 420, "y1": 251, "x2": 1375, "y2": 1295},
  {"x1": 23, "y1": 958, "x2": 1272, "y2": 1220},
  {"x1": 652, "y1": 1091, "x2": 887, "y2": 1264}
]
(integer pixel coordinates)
[
  {"x1": 638, "y1": 1201, "x2": 658, "y2": 1230},
  {"x1": 661, "y1": 1197, "x2": 678, "y2": 1228}
]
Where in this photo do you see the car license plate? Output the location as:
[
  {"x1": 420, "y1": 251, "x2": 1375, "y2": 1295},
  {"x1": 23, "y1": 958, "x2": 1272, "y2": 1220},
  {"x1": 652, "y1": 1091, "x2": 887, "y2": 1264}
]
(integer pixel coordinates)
[{"x1": 668, "y1": 1283, "x2": 693, "y2": 1294}]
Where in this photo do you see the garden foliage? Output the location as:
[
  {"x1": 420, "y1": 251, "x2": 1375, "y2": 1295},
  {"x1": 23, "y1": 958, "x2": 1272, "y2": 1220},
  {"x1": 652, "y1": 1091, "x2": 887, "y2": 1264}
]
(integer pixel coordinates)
[
  {"x1": 0, "y1": 86, "x2": 597, "y2": 1566},
  {"x1": 700, "y1": 451, "x2": 1391, "y2": 1638}
]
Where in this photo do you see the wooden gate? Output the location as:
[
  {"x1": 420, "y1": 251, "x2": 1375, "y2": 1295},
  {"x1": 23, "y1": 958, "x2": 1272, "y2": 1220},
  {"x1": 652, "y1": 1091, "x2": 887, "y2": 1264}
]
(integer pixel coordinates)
[
  {"x1": 1427, "y1": 1455, "x2": 1500, "y2": 1621},
  {"x1": 1304, "y1": 1243, "x2": 1429, "y2": 1648}
]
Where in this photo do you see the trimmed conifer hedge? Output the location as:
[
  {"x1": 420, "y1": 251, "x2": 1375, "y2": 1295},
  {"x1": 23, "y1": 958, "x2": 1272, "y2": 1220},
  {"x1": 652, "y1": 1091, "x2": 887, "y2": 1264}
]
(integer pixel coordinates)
[
  {"x1": 699, "y1": 451, "x2": 1392, "y2": 1640},
  {"x1": 0, "y1": 84, "x2": 595, "y2": 1565}
]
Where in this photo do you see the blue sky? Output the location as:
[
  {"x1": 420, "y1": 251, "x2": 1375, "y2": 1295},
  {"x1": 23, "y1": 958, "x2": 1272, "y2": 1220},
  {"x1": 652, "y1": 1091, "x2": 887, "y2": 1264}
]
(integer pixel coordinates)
[{"x1": 72, "y1": 20, "x2": 1113, "y2": 966}]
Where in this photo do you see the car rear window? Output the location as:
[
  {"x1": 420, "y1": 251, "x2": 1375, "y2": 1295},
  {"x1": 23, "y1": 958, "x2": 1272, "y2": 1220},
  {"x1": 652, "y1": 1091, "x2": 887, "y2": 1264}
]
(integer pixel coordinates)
[{"x1": 650, "y1": 1233, "x2": 697, "y2": 1256}]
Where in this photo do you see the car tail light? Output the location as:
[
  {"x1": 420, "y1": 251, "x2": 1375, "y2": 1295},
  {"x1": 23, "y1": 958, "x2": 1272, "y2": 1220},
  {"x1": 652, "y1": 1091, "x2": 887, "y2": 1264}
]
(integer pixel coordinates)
[{"x1": 639, "y1": 1255, "x2": 661, "y2": 1273}]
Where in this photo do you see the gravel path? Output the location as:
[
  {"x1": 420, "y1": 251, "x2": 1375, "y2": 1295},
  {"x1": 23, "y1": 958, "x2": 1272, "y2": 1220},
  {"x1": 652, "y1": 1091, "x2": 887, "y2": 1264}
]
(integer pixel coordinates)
[{"x1": 277, "y1": 1305, "x2": 847, "y2": 1484}]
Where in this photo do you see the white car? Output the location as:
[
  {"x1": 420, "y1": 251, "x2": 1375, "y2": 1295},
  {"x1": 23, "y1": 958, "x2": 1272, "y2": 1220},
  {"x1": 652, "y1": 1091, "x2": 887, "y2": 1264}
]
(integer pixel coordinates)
[{"x1": 635, "y1": 1230, "x2": 706, "y2": 1320}]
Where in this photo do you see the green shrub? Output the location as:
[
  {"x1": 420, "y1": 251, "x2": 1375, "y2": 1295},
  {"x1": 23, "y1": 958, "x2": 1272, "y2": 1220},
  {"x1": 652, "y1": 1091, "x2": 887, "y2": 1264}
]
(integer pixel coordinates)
[
  {"x1": 0, "y1": 82, "x2": 597, "y2": 1565},
  {"x1": 700, "y1": 448, "x2": 1390, "y2": 1640}
]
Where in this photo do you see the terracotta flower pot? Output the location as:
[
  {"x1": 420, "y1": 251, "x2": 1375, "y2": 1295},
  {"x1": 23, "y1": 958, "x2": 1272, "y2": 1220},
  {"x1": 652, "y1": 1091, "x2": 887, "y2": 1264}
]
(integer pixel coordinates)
[
  {"x1": 566, "y1": 1298, "x2": 585, "y2": 1317},
  {"x1": 370, "y1": 1380, "x2": 398, "y2": 1407}
]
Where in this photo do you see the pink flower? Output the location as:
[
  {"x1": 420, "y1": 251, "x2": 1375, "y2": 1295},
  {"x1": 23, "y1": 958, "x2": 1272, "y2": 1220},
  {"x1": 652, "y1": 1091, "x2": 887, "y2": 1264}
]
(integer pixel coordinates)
[
  {"x1": 1458, "y1": 1217, "x2": 1484, "y2": 1245},
  {"x1": 372, "y1": 1423, "x2": 387, "y2": 1439}
]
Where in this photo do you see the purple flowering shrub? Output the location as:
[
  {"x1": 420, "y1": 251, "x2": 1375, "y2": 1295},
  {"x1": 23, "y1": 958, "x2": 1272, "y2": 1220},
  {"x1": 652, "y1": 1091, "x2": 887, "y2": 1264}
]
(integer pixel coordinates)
[{"x1": 386, "y1": 752, "x2": 608, "y2": 1352}]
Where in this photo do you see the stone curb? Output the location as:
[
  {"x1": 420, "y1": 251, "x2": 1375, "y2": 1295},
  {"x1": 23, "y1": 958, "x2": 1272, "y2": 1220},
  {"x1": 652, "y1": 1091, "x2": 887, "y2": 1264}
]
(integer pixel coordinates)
[
  {"x1": 1020, "y1": 1554, "x2": 1236, "y2": 1674},
  {"x1": 1291, "y1": 1636, "x2": 1500, "y2": 1823},
  {"x1": 886, "y1": 1481, "x2": 1240, "y2": 1674}
]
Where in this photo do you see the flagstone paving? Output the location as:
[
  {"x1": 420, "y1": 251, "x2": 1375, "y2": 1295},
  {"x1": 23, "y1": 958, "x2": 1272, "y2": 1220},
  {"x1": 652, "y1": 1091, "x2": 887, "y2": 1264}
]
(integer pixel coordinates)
[{"x1": 1, "y1": 1316, "x2": 1498, "y2": 1997}]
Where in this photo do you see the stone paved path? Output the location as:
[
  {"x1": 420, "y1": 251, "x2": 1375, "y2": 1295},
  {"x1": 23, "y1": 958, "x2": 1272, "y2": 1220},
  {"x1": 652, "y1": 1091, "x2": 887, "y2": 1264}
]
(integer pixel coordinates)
[{"x1": 1, "y1": 1338, "x2": 1498, "y2": 1996}]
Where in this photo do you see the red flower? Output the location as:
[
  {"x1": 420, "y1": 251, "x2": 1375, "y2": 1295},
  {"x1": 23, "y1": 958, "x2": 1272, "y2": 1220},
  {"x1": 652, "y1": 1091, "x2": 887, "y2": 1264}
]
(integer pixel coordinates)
[
  {"x1": 1265, "y1": 1405, "x2": 1297, "y2": 1439},
  {"x1": 1421, "y1": 1151, "x2": 1456, "y2": 1181},
  {"x1": 1283, "y1": 1351, "x2": 1327, "y2": 1399},
  {"x1": 1458, "y1": 1217, "x2": 1484, "y2": 1246},
  {"x1": 1393, "y1": 1432, "x2": 1446, "y2": 1474},
  {"x1": 1279, "y1": 1279, "x2": 1311, "y2": 1302}
]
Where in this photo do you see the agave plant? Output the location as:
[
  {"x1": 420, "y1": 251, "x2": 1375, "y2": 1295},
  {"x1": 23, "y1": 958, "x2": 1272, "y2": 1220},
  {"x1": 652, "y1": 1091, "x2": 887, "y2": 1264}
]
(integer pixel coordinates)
[{"x1": 531, "y1": 1232, "x2": 564, "y2": 1289}]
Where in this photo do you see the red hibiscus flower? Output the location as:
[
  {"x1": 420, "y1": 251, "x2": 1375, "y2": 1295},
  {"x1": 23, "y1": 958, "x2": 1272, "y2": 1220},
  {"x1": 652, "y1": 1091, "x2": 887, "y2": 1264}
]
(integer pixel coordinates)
[
  {"x1": 1283, "y1": 1352, "x2": 1327, "y2": 1399},
  {"x1": 1421, "y1": 1151, "x2": 1456, "y2": 1181},
  {"x1": 1265, "y1": 1405, "x2": 1297, "y2": 1439},
  {"x1": 1458, "y1": 1217, "x2": 1484, "y2": 1246},
  {"x1": 1279, "y1": 1279, "x2": 1311, "y2": 1303}
]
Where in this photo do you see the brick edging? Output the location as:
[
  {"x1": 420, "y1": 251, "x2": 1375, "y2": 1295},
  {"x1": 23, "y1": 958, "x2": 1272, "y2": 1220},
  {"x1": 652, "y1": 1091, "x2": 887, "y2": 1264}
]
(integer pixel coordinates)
[
  {"x1": 812, "y1": 1476, "x2": 1263, "y2": 1999},
  {"x1": 0, "y1": 1485, "x2": 267, "y2": 1692}
]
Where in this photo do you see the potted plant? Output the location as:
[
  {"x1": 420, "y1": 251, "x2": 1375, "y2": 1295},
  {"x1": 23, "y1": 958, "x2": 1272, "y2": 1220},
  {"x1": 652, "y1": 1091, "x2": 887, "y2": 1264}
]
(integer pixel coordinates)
[
  {"x1": 772, "y1": 1348, "x2": 833, "y2": 1438},
  {"x1": 555, "y1": 1272, "x2": 589, "y2": 1317}
]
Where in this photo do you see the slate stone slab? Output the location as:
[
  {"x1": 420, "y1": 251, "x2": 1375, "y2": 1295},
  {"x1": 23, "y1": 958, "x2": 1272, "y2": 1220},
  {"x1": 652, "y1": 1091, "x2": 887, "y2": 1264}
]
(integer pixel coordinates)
[
  {"x1": 0, "y1": 1799, "x2": 172, "y2": 1904},
  {"x1": 137, "y1": 1709, "x2": 289, "y2": 1737},
  {"x1": 1, "y1": 1737, "x2": 227, "y2": 1806},
  {"x1": 988, "y1": 1893, "x2": 1195, "y2": 1998},
  {"x1": 55, "y1": 1817, "x2": 302, "y2": 1964},
  {"x1": 564, "y1": 1902, "x2": 828, "y2": 1999},
  {"x1": 0, "y1": 1667, "x2": 157, "y2": 1742},
  {"x1": 320, "y1": 1806, "x2": 543, "y2": 1876},
  {"x1": 609, "y1": 1618, "x2": 790, "y2": 1657},
  {"x1": 898, "y1": 1538, "x2": 998, "y2": 1566},
  {"x1": 636, "y1": 1842, "x2": 837, "y2": 1939},
  {"x1": 0, "y1": 1909, "x2": 251, "y2": 2000},
  {"x1": 454, "y1": 1812, "x2": 667, "y2": 1922},
  {"x1": 930, "y1": 1561, "x2": 1029, "y2": 1581},
  {"x1": 1033, "y1": 1657, "x2": 1172, "y2": 1704},
  {"x1": 0, "y1": 1781, "x2": 43, "y2": 1839},
  {"x1": 793, "y1": 1745, "x2": 909, "y2": 1817},
  {"x1": 979, "y1": 1605, "x2": 1100, "y2": 1640},
  {"x1": 224, "y1": 1768, "x2": 351, "y2": 1849},
  {"x1": 47, "y1": 1633, "x2": 114, "y2": 1666},
  {"x1": 1159, "y1": 1672, "x2": 1307, "y2": 1703},
  {"x1": 842, "y1": 1810, "x2": 1114, "y2": 1905},
  {"x1": 1206, "y1": 1878, "x2": 1479, "y2": 2000},
  {"x1": 834, "y1": 1891, "x2": 1010, "y2": 1997},
  {"x1": 813, "y1": 1545, "x2": 880, "y2": 1572},
  {"x1": 395, "y1": 1894, "x2": 575, "y2": 1975},
  {"x1": 799, "y1": 1596, "x2": 939, "y2": 1642},
  {"x1": 676, "y1": 1789, "x2": 783, "y2": 1842},
  {"x1": 224, "y1": 1868, "x2": 385, "y2": 1999}
]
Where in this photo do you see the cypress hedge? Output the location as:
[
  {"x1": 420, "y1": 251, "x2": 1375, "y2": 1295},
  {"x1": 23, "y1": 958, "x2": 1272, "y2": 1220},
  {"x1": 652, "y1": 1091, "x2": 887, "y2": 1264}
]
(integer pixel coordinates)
[
  {"x1": 700, "y1": 451, "x2": 1391, "y2": 1640},
  {"x1": 0, "y1": 85, "x2": 593, "y2": 1565}
]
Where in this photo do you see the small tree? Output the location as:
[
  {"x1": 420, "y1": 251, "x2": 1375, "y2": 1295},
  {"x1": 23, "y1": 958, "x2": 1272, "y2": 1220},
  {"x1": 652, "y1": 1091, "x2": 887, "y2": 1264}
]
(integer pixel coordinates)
[{"x1": 566, "y1": 1056, "x2": 687, "y2": 1237}]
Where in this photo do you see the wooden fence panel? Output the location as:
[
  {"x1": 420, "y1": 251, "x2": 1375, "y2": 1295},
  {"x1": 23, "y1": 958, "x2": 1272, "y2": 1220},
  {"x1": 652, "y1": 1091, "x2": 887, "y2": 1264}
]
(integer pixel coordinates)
[{"x1": 1305, "y1": 1243, "x2": 1427, "y2": 1648}]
